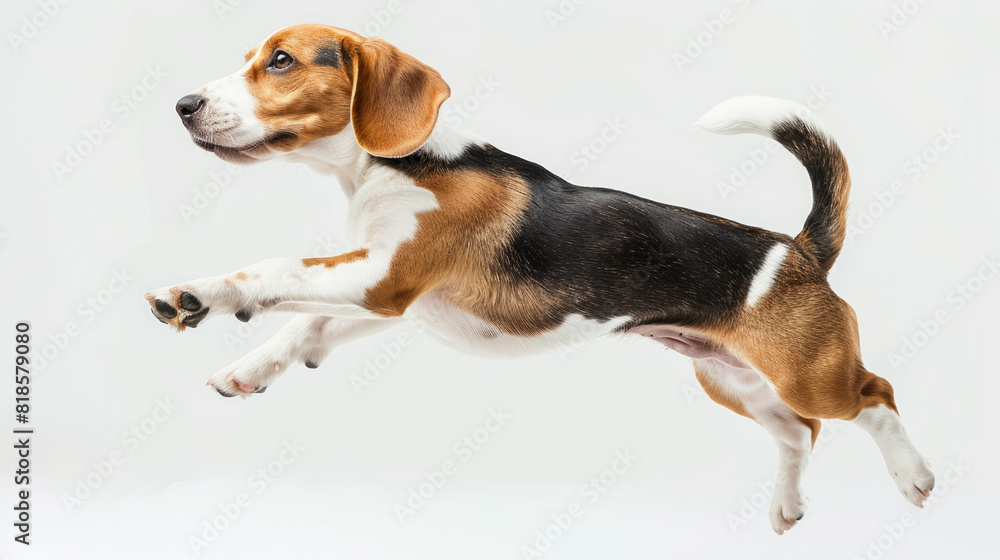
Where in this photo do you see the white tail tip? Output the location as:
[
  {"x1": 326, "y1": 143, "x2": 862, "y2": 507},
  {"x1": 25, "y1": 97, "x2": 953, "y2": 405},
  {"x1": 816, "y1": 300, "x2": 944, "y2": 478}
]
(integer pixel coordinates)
[{"x1": 693, "y1": 96, "x2": 818, "y2": 137}]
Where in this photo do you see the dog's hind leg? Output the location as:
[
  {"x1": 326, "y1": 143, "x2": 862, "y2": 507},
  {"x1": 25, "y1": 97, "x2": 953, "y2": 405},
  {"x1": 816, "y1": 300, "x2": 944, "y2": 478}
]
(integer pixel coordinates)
[
  {"x1": 848, "y1": 388, "x2": 935, "y2": 508},
  {"x1": 722, "y1": 271, "x2": 935, "y2": 509},
  {"x1": 694, "y1": 358, "x2": 821, "y2": 535}
]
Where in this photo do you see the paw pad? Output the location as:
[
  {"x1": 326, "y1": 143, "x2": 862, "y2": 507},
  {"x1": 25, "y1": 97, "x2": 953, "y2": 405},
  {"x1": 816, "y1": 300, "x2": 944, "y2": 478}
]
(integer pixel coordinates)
[
  {"x1": 146, "y1": 289, "x2": 210, "y2": 330},
  {"x1": 179, "y1": 291, "x2": 202, "y2": 311}
]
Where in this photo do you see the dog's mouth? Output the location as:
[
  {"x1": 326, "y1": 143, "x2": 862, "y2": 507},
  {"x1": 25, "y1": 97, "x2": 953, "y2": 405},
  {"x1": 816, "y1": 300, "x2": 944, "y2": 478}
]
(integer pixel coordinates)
[{"x1": 191, "y1": 130, "x2": 299, "y2": 162}]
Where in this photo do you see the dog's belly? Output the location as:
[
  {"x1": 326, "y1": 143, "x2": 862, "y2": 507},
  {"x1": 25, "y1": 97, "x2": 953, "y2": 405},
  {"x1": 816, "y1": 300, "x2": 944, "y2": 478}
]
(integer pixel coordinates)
[{"x1": 404, "y1": 289, "x2": 631, "y2": 357}]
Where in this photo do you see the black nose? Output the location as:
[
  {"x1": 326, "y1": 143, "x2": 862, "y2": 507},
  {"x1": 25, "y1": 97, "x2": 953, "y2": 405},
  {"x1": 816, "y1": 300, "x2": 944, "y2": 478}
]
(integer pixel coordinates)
[{"x1": 175, "y1": 94, "x2": 206, "y2": 119}]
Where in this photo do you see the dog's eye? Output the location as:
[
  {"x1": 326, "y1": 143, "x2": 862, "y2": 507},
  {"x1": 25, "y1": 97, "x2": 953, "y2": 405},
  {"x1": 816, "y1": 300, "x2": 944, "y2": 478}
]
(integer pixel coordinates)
[{"x1": 268, "y1": 50, "x2": 294, "y2": 71}]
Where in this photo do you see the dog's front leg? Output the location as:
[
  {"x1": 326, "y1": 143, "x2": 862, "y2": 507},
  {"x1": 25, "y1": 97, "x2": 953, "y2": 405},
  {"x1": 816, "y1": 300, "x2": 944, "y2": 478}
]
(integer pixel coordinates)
[
  {"x1": 145, "y1": 248, "x2": 386, "y2": 330},
  {"x1": 205, "y1": 314, "x2": 403, "y2": 398}
]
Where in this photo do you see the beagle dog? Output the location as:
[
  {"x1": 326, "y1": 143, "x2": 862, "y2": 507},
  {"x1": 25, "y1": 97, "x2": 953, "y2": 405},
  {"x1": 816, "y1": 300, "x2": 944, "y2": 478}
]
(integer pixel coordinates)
[{"x1": 146, "y1": 24, "x2": 934, "y2": 534}]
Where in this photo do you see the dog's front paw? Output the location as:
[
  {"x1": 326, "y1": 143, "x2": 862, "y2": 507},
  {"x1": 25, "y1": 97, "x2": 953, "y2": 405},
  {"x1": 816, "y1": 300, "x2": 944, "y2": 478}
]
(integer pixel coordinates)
[
  {"x1": 145, "y1": 275, "x2": 264, "y2": 331},
  {"x1": 145, "y1": 286, "x2": 213, "y2": 331},
  {"x1": 205, "y1": 348, "x2": 291, "y2": 398}
]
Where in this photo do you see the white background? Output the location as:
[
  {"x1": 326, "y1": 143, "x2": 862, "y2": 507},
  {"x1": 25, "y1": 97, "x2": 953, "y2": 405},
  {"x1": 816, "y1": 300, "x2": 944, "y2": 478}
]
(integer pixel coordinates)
[{"x1": 1, "y1": 1, "x2": 998, "y2": 559}]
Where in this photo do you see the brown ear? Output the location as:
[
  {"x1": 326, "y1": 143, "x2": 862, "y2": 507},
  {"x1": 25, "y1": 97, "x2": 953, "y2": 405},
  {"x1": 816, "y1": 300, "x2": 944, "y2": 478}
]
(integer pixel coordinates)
[{"x1": 348, "y1": 37, "x2": 451, "y2": 158}]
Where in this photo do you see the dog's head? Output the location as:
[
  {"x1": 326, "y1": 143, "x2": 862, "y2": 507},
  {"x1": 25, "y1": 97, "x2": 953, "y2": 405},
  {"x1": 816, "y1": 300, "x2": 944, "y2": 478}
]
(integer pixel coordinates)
[{"x1": 175, "y1": 24, "x2": 451, "y2": 163}]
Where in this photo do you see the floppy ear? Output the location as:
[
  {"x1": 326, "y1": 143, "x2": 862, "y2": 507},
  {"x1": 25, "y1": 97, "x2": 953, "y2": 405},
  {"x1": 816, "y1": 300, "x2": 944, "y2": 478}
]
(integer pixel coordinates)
[{"x1": 348, "y1": 37, "x2": 451, "y2": 158}]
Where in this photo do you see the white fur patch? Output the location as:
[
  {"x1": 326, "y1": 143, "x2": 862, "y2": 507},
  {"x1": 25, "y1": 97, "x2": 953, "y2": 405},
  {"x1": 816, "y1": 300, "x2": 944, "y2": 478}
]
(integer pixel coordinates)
[
  {"x1": 289, "y1": 125, "x2": 367, "y2": 194},
  {"x1": 746, "y1": 243, "x2": 788, "y2": 308},
  {"x1": 406, "y1": 289, "x2": 631, "y2": 357},
  {"x1": 694, "y1": 358, "x2": 811, "y2": 534},
  {"x1": 205, "y1": 315, "x2": 401, "y2": 396},
  {"x1": 693, "y1": 95, "x2": 825, "y2": 139},
  {"x1": 850, "y1": 404, "x2": 935, "y2": 507},
  {"x1": 420, "y1": 117, "x2": 483, "y2": 160},
  {"x1": 195, "y1": 57, "x2": 267, "y2": 148}
]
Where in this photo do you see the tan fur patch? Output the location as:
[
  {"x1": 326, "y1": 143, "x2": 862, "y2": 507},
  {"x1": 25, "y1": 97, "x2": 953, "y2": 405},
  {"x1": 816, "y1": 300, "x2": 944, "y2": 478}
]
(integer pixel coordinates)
[
  {"x1": 241, "y1": 24, "x2": 449, "y2": 157},
  {"x1": 699, "y1": 246, "x2": 897, "y2": 421},
  {"x1": 694, "y1": 364, "x2": 753, "y2": 419},
  {"x1": 348, "y1": 38, "x2": 451, "y2": 157},
  {"x1": 243, "y1": 25, "x2": 364, "y2": 150},
  {"x1": 302, "y1": 248, "x2": 369, "y2": 269},
  {"x1": 362, "y1": 169, "x2": 558, "y2": 335},
  {"x1": 223, "y1": 271, "x2": 249, "y2": 287},
  {"x1": 694, "y1": 363, "x2": 822, "y2": 448}
]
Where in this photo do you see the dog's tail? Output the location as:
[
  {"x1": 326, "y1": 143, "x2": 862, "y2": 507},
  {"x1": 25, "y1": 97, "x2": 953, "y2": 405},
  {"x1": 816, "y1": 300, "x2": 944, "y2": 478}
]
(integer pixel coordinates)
[{"x1": 694, "y1": 96, "x2": 851, "y2": 274}]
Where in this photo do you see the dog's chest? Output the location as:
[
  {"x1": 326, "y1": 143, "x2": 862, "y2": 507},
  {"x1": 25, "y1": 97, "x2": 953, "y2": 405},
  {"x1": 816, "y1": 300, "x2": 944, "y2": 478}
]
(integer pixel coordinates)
[{"x1": 403, "y1": 289, "x2": 630, "y2": 357}]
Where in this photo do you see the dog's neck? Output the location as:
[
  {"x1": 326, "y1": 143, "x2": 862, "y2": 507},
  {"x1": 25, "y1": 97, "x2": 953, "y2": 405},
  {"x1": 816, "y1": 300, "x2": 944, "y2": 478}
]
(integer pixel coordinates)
[
  {"x1": 284, "y1": 116, "x2": 480, "y2": 199},
  {"x1": 282, "y1": 125, "x2": 367, "y2": 198}
]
